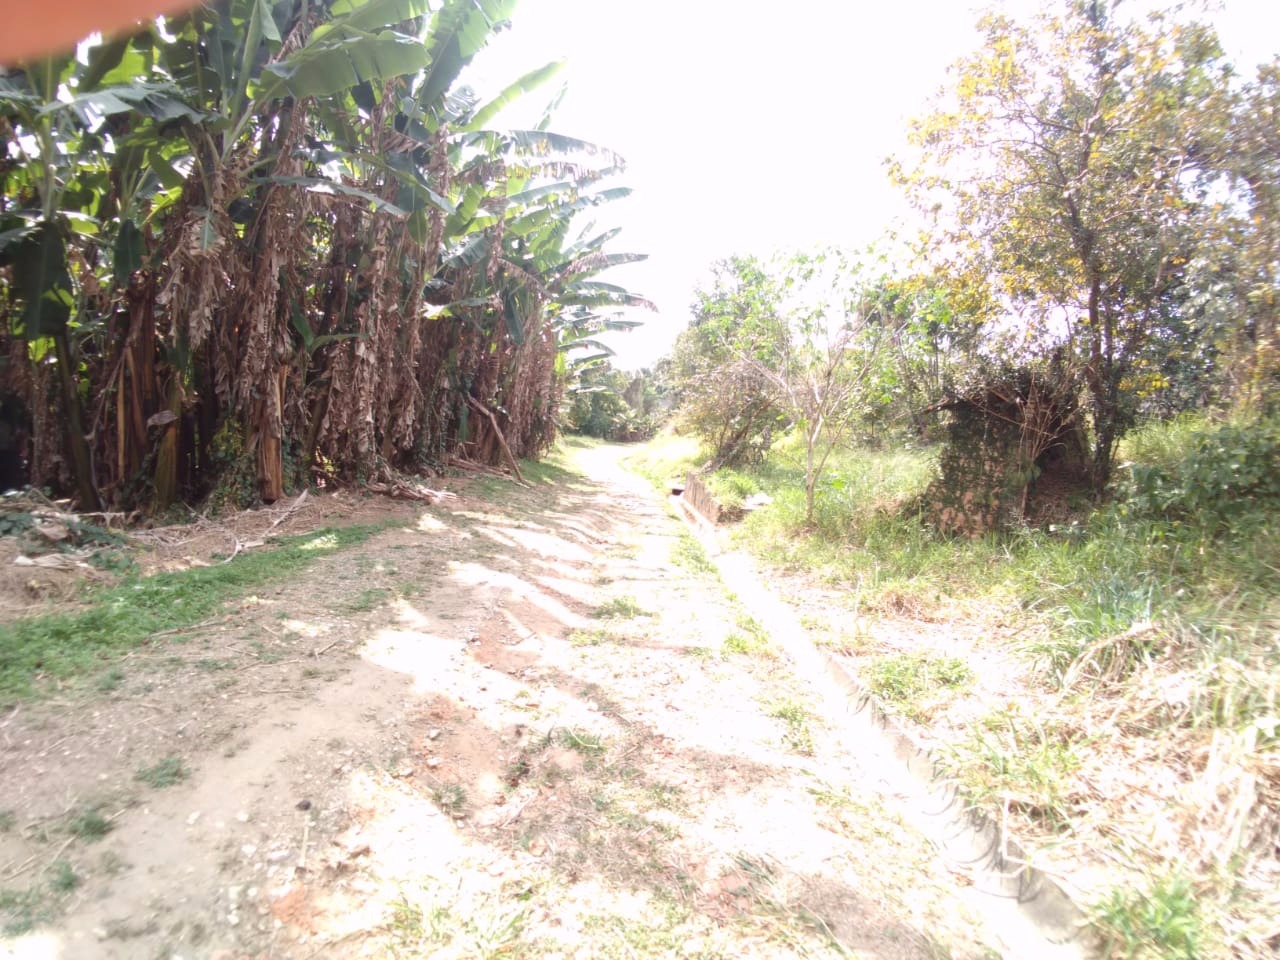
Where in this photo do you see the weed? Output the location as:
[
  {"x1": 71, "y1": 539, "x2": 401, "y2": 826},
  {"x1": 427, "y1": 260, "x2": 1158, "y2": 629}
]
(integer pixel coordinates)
[
  {"x1": 194, "y1": 658, "x2": 232, "y2": 671},
  {"x1": 0, "y1": 810, "x2": 14, "y2": 832},
  {"x1": 390, "y1": 887, "x2": 527, "y2": 959},
  {"x1": 593, "y1": 595, "x2": 646, "y2": 619},
  {"x1": 569, "y1": 626, "x2": 611, "y2": 647},
  {"x1": 249, "y1": 640, "x2": 284, "y2": 664},
  {"x1": 0, "y1": 885, "x2": 44, "y2": 935},
  {"x1": 866, "y1": 652, "x2": 974, "y2": 721},
  {"x1": 94, "y1": 666, "x2": 125, "y2": 693},
  {"x1": 937, "y1": 713, "x2": 1082, "y2": 830},
  {"x1": 47, "y1": 860, "x2": 79, "y2": 893},
  {"x1": 722, "y1": 615, "x2": 773, "y2": 659},
  {"x1": 134, "y1": 755, "x2": 189, "y2": 789},
  {"x1": 556, "y1": 727, "x2": 605, "y2": 756},
  {"x1": 66, "y1": 805, "x2": 113, "y2": 841},
  {"x1": 0, "y1": 523, "x2": 389, "y2": 703},
  {"x1": 767, "y1": 698, "x2": 816, "y2": 755},
  {"x1": 671, "y1": 533, "x2": 716, "y2": 575},
  {"x1": 1091, "y1": 875, "x2": 1203, "y2": 959},
  {"x1": 431, "y1": 784, "x2": 467, "y2": 817},
  {"x1": 347, "y1": 587, "x2": 391, "y2": 613}
]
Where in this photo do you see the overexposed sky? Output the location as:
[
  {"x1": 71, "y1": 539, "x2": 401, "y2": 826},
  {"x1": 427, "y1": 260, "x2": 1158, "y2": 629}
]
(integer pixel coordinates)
[{"x1": 470, "y1": 0, "x2": 1280, "y2": 370}]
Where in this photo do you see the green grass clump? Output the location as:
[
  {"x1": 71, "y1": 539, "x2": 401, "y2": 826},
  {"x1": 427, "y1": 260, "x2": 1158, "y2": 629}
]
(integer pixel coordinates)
[
  {"x1": 722, "y1": 615, "x2": 773, "y2": 659},
  {"x1": 593, "y1": 595, "x2": 647, "y2": 620},
  {"x1": 866, "y1": 652, "x2": 974, "y2": 721},
  {"x1": 1090, "y1": 875, "x2": 1203, "y2": 959},
  {"x1": 134, "y1": 755, "x2": 190, "y2": 788},
  {"x1": 767, "y1": 698, "x2": 816, "y2": 755},
  {"x1": 937, "y1": 713, "x2": 1083, "y2": 831},
  {"x1": 66, "y1": 805, "x2": 113, "y2": 841},
  {"x1": 671, "y1": 532, "x2": 716, "y2": 575},
  {"x1": 0, "y1": 523, "x2": 387, "y2": 703}
]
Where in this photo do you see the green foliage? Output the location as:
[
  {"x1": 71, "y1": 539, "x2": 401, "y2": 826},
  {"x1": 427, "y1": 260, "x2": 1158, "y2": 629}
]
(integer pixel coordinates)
[
  {"x1": 722, "y1": 615, "x2": 773, "y2": 659},
  {"x1": 1091, "y1": 876, "x2": 1203, "y2": 960},
  {"x1": 621, "y1": 432, "x2": 703, "y2": 495},
  {"x1": 0, "y1": 523, "x2": 387, "y2": 703},
  {"x1": 593, "y1": 595, "x2": 647, "y2": 619},
  {"x1": 47, "y1": 861, "x2": 79, "y2": 894},
  {"x1": 670, "y1": 533, "x2": 716, "y2": 576},
  {"x1": 938, "y1": 712, "x2": 1083, "y2": 830},
  {"x1": 565, "y1": 362, "x2": 662, "y2": 441},
  {"x1": 766, "y1": 698, "x2": 815, "y2": 755},
  {"x1": 895, "y1": 1, "x2": 1242, "y2": 488},
  {"x1": 667, "y1": 256, "x2": 787, "y2": 467},
  {"x1": 866, "y1": 652, "x2": 973, "y2": 720},
  {"x1": 66, "y1": 805, "x2": 113, "y2": 841},
  {"x1": 1118, "y1": 418, "x2": 1280, "y2": 532},
  {"x1": 134, "y1": 755, "x2": 190, "y2": 788}
]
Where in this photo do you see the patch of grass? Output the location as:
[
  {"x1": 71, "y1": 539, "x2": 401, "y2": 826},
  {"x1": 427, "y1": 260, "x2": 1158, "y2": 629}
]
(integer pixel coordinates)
[
  {"x1": 705, "y1": 468, "x2": 759, "y2": 512},
  {"x1": 569, "y1": 626, "x2": 611, "y2": 647},
  {"x1": 722, "y1": 614, "x2": 774, "y2": 659},
  {"x1": 1090, "y1": 875, "x2": 1204, "y2": 959},
  {"x1": 671, "y1": 532, "x2": 716, "y2": 575},
  {"x1": 0, "y1": 810, "x2": 14, "y2": 832},
  {"x1": 93, "y1": 667, "x2": 126, "y2": 694},
  {"x1": 766, "y1": 698, "x2": 816, "y2": 755},
  {"x1": 518, "y1": 455, "x2": 578, "y2": 485},
  {"x1": 0, "y1": 522, "x2": 389, "y2": 704},
  {"x1": 555, "y1": 727, "x2": 606, "y2": 756},
  {"x1": 47, "y1": 860, "x2": 79, "y2": 893},
  {"x1": 592, "y1": 595, "x2": 646, "y2": 619},
  {"x1": 390, "y1": 886, "x2": 528, "y2": 959},
  {"x1": 346, "y1": 587, "x2": 391, "y2": 613},
  {"x1": 0, "y1": 885, "x2": 45, "y2": 936},
  {"x1": 249, "y1": 639, "x2": 285, "y2": 663},
  {"x1": 194, "y1": 657, "x2": 232, "y2": 671},
  {"x1": 621, "y1": 432, "x2": 704, "y2": 495},
  {"x1": 430, "y1": 784, "x2": 467, "y2": 817},
  {"x1": 937, "y1": 712, "x2": 1083, "y2": 831},
  {"x1": 865, "y1": 651, "x2": 974, "y2": 721},
  {"x1": 133, "y1": 755, "x2": 189, "y2": 789},
  {"x1": 66, "y1": 805, "x2": 113, "y2": 841}
]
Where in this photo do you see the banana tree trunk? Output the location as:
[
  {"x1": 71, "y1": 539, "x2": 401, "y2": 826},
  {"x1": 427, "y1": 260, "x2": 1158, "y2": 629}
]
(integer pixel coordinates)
[{"x1": 51, "y1": 328, "x2": 104, "y2": 511}]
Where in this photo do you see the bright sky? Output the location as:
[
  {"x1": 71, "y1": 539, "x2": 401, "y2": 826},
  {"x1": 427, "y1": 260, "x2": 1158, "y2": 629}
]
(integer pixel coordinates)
[{"x1": 471, "y1": 0, "x2": 1280, "y2": 370}]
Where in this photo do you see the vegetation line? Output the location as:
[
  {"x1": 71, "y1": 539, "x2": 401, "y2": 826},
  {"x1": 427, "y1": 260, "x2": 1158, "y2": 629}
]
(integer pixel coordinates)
[{"x1": 0, "y1": 523, "x2": 388, "y2": 704}]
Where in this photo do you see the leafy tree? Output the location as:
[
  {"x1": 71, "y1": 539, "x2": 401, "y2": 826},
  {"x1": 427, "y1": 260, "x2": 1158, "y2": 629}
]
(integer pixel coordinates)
[
  {"x1": 894, "y1": 0, "x2": 1235, "y2": 494},
  {"x1": 563, "y1": 360, "x2": 660, "y2": 441},
  {"x1": 667, "y1": 256, "x2": 786, "y2": 467},
  {"x1": 734, "y1": 250, "x2": 896, "y2": 524},
  {"x1": 0, "y1": 0, "x2": 645, "y2": 509},
  {"x1": 668, "y1": 250, "x2": 896, "y2": 522},
  {"x1": 1199, "y1": 59, "x2": 1280, "y2": 412}
]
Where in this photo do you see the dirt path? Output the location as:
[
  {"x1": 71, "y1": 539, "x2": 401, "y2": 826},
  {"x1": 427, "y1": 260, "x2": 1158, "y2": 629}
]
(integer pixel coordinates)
[{"x1": 1, "y1": 444, "x2": 1008, "y2": 959}]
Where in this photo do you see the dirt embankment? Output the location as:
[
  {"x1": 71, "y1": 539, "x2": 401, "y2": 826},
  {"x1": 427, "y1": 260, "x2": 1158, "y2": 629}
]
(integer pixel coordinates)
[{"x1": 1, "y1": 446, "x2": 1007, "y2": 959}]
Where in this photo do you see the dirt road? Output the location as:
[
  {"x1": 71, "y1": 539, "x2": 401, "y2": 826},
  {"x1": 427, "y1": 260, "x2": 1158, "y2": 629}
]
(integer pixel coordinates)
[{"x1": 1, "y1": 443, "x2": 1010, "y2": 959}]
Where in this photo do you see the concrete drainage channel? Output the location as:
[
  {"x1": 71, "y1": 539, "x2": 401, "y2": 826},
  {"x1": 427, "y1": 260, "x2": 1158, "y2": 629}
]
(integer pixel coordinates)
[{"x1": 674, "y1": 495, "x2": 1090, "y2": 960}]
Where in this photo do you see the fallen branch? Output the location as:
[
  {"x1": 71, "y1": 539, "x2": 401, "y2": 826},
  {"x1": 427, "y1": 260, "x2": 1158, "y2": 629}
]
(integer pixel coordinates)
[
  {"x1": 448, "y1": 455, "x2": 508, "y2": 478},
  {"x1": 465, "y1": 397, "x2": 528, "y2": 486},
  {"x1": 364, "y1": 479, "x2": 458, "y2": 503},
  {"x1": 267, "y1": 489, "x2": 309, "y2": 532}
]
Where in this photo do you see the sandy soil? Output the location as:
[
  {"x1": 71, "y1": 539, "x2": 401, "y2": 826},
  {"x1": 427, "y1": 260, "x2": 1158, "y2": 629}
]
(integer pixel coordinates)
[{"x1": 0, "y1": 444, "x2": 1006, "y2": 959}]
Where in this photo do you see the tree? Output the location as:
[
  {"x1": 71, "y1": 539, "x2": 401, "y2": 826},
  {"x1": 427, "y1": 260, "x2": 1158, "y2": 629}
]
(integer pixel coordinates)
[
  {"x1": 668, "y1": 256, "x2": 786, "y2": 467},
  {"x1": 668, "y1": 251, "x2": 895, "y2": 523},
  {"x1": 735, "y1": 250, "x2": 895, "y2": 524},
  {"x1": 894, "y1": 0, "x2": 1234, "y2": 494},
  {"x1": 0, "y1": 0, "x2": 646, "y2": 510}
]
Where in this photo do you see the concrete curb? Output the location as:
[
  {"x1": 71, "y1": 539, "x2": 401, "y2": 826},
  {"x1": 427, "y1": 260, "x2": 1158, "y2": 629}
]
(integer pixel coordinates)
[{"x1": 674, "y1": 494, "x2": 1092, "y2": 959}]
